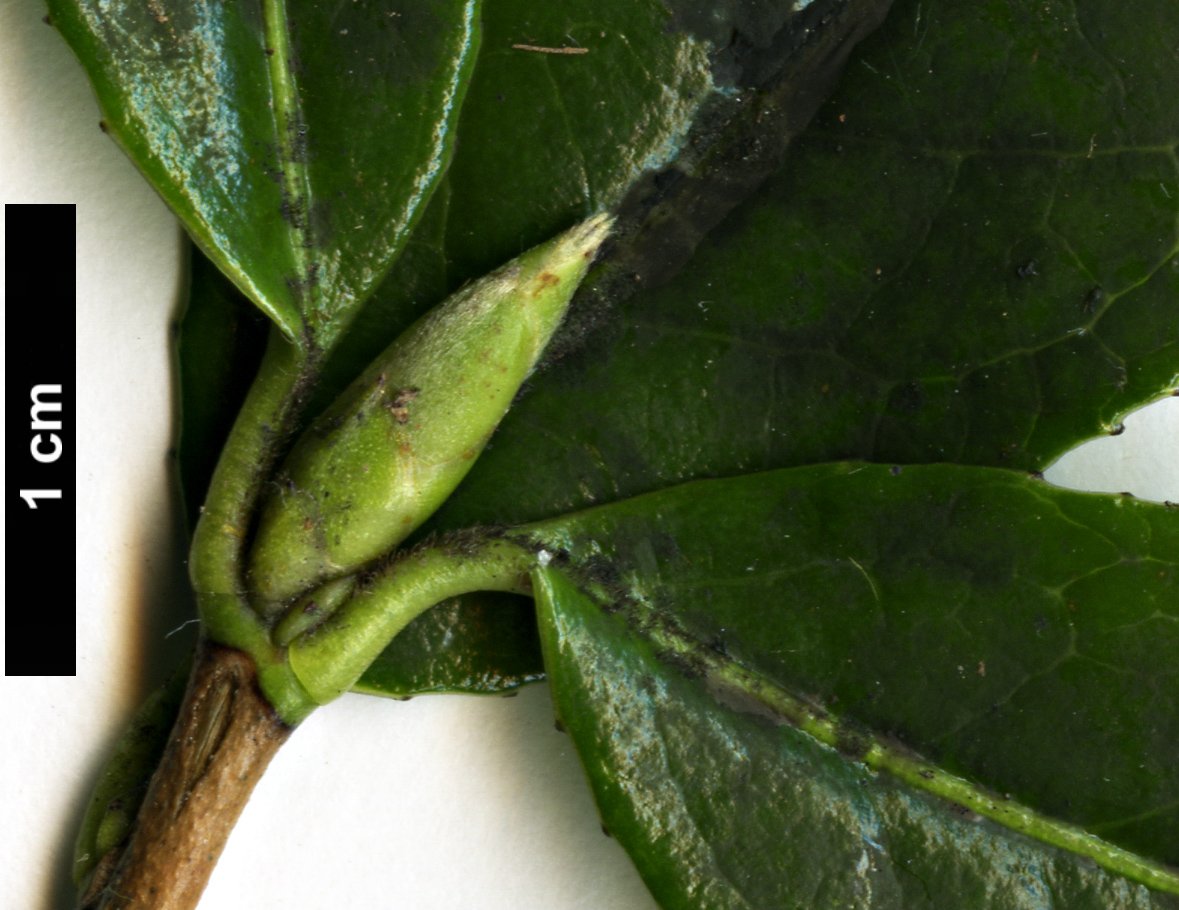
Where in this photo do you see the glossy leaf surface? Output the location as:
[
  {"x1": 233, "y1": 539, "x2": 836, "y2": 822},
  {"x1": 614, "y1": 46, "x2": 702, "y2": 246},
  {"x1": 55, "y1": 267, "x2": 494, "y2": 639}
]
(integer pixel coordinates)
[
  {"x1": 332, "y1": 0, "x2": 896, "y2": 696},
  {"x1": 364, "y1": 0, "x2": 1179, "y2": 692},
  {"x1": 303, "y1": 0, "x2": 839, "y2": 414},
  {"x1": 526, "y1": 463, "x2": 1179, "y2": 905},
  {"x1": 48, "y1": 0, "x2": 481, "y2": 346},
  {"x1": 55, "y1": 0, "x2": 1179, "y2": 900},
  {"x1": 167, "y1": 0, "x2": 893, "y2": 690},
  {"x1": 349, "y1": 592, "x2": 544, "y2": 696},
  {"x1": 430, "y1": 0, "x2": 1179, "y2": 530}
]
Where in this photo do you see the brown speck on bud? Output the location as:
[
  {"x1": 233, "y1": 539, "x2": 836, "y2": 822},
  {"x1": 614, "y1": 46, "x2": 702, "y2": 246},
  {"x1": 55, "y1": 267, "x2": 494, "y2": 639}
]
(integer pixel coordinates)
[{"x1": 247, "y1": 215, "x2": 613, "y2": 605}]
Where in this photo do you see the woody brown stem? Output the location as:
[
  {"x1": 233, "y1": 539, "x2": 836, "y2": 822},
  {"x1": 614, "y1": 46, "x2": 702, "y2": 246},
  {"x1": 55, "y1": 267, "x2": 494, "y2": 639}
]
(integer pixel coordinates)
[{"x1": 78, "y1": 640, "x2": 293, "y2": 910}]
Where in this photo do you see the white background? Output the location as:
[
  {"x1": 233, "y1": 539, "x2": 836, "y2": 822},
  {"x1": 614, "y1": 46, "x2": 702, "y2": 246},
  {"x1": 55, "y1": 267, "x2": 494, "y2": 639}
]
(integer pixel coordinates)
[{"x1": 2, "y1": 0, "x2": 1176, "y2": 908}]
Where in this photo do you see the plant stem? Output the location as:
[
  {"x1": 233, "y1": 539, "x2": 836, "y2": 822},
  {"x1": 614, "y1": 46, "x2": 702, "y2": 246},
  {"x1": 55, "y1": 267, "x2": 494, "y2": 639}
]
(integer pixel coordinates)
[
  {"x1": 187, "y1": 324, "x2": 320, "y2": 722},
  {"x1": 188, "y1": 324, "x2": 310, "y2": 603},
  {"x1": 73, "y1": 653, "x2": 194, "y2": 892},
  {"x1": 77, "y1": 641, "x2": 292, "y2": 910},
  {"x1": 78, "y1": 323, "x2": 323, "y2": 909},
  {"x1": 288, "y1": 535, "x2": 538, "y2": 705}
]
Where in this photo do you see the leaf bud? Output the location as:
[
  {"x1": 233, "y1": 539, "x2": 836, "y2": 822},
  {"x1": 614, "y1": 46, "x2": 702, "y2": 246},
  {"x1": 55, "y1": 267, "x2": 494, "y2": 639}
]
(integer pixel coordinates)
[
  {"x1": 248, "y1": 214, "x2": 612, "y2": 608},
  {"x1": 272, "y1": 574, "x2": 358, "y2": 646}
]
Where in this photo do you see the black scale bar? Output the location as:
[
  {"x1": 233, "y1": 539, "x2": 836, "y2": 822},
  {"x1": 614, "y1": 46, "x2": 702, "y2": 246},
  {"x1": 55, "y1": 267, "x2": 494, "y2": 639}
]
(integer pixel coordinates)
[{"x1": 4, "y1": 203, "x2": 76, "y2": 676}]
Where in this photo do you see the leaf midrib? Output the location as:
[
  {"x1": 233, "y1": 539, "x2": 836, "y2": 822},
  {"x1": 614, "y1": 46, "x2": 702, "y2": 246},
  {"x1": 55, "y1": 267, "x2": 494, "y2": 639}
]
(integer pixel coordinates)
[
  {"x1": 262, "y1": 0, "x2": 315, "y2": 336},
  {"x1": 610, "y1": 585, "x2": 1179, "y2": 895}
]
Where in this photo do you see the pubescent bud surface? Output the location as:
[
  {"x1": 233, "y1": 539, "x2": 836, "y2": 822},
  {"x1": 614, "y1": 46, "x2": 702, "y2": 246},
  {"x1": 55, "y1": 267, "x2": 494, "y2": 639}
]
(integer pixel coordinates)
[{"x1": 248, "y1": 214, "x2": 612, "y2": 608}]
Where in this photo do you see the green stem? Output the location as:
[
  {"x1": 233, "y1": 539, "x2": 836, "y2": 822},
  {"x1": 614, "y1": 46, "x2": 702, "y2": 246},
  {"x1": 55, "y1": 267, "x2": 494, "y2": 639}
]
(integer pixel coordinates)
[
  {"x1": 188, "y1": 325, "x2": 318, "y2": 723},
  {"x1": 288, "y1": 536, "x2": 537, "y2": 705}
]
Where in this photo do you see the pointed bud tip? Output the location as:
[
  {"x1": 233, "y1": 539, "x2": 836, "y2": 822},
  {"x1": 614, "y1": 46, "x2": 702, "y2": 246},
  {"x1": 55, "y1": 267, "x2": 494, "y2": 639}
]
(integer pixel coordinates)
[
  {"x1": 248, "y1": 213, "x2": 616, "y2": 606},
  {"x1": 532, "y1": 213, "x2": 614, "y2": 291},
  {"x1": 517, "y1": 213, "x2": 614, "y2": 308},
  {"x1": 567, "y1": 212, "x2": 614, "y2": 256}
]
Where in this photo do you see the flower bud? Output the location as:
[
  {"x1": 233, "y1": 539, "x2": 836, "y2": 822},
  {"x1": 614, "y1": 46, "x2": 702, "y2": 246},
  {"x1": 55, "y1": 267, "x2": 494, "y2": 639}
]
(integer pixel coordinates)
[{"x1": 248, "y1": 214, "x2": 612, "y2": 607}]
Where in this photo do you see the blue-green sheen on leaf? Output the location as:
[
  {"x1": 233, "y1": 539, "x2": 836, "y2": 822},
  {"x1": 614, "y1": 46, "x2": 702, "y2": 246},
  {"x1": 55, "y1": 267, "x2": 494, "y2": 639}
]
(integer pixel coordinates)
[
  {"x1": 428, "y1": 0, "x2": 1179, "y2": 540},
  {"x1": 303, "y1": 0, "x2": 726, "y2": 411},
  {"x1": 375, "y1": 0, "x2": 1178, "y2": 697},
  {"x1": 524, "y1": 463, "x2": 1179, "y2": 905},
  {"x1": 48, "y1": 0, "x2": 481, "y2": 347},
  {"x1": 534, "y1": 565, "x2": 1179, "y2": 910}
]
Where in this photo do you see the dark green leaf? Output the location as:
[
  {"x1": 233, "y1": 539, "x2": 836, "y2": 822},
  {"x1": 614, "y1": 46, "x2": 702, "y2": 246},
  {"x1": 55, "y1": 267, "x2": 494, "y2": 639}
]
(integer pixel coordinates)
[
  {"x1": 392, "y1": 0, "x2": 1179, "y2": 692},
  {"x1": 169, "y1": 0, "x2": 817, "y2": 494},
  {"x1": 349, "y1": 592, "x2": 544, "y2": 697},
  {"x1": 343, "y1": 0, "x2": 897, "y2": 695},
  {"x1": 55, "y1": 0, "x2": 1177, "y2": 899},
  {"x1": 48, "y1": 0, "x2": 481, "y2": 345},
  {"x1": 524, "y1": 463, "x2": 1179, "y2": 906},
  {"x1": 168, "y1": 0, "x2": 892, "y2": 692},
  {"x1": 434, "y1": 0, "x2": 1179, "y2": 530},
  {"x1": 302, "y1": 0, "x2": 777, "y2": 413}
]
